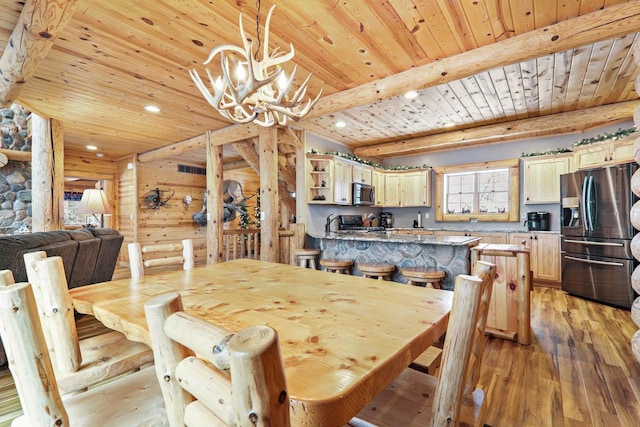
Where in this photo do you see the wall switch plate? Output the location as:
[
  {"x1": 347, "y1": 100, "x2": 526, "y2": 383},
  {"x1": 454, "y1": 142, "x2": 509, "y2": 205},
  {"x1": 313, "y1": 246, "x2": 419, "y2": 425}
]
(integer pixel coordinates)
[
  {"x1": 260, "y1": 212, "x2": 266, "y2": 220},
  {"x1": 425, "y1": 212, "x2": 429, "y2": 219}
]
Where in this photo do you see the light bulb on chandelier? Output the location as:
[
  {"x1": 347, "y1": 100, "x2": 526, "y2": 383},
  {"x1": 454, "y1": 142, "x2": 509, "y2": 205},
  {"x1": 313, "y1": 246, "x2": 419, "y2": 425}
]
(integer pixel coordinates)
[{"x1": 189, "y1": 2, "x2": 322, "y2": 127}]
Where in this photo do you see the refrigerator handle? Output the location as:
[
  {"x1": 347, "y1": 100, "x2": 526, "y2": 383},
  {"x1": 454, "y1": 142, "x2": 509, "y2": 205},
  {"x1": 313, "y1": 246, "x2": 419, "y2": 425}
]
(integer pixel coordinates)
[
  {"x1": 588, "y1": 175, "x2": 596, "y2": 232},
  {"x1": 581, "y1": 176, "x2": 590, "y2": 232}
]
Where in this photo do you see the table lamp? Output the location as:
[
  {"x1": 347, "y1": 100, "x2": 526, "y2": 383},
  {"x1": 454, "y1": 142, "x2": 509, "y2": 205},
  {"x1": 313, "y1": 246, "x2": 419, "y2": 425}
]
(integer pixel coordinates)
[{"x1": 77, "y1": 189, "x2": 112, "y2": 227}]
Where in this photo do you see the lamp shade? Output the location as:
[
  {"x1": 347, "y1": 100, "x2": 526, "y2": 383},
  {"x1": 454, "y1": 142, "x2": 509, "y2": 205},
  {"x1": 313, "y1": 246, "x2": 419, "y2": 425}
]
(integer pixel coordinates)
[{"x1": 77, "y1": 189, "x2": 112, "y2": 215}]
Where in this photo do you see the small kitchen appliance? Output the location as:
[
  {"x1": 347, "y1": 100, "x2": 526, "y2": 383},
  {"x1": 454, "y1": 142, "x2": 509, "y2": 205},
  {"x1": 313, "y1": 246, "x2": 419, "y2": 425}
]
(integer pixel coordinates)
[
  {"x1": 524, "y1": 212, "x2": 549, "y2": 231},
  {"x1": 338, "y1": 215, "x2": 385, "y2": 232},
  {"x1": 352, "y1": 182, "x2": 375, "y2": 206},
  {"x1": 379, "y1": 212, "x2": 393, "y2": 229}
]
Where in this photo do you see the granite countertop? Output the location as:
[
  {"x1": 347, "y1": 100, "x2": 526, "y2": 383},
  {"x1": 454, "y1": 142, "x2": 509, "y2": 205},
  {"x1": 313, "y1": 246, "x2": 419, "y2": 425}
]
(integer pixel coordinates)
[
  {"x1": 315, "y1": 232, "x2": 481, "y2": 246},
  {"x1": 388, "y1": 228, "x2": 560, "y2": 234}
]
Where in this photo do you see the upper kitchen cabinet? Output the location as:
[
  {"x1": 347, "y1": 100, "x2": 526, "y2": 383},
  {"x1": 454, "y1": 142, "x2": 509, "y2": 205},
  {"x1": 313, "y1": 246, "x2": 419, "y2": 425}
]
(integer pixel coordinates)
[
  {"x1": 353, "y1": 164, "x2": 372, "y2": 185},
  {"x1": 307, "y1": 154, "x2": 353, "y2": 205},
  {"x1": 307, "y1": 155, "x2": 334, "y2": 204},
  {"x1": 384, "y1": 173, "x2": 402, "y2": 207},
  {"x1": 400, "y1": 169, "x2": 432, "y2": 207},
  {"x1": 573, "y1": 133, "x2": 636, "y2": 170},
  {"x1": 333, "y1": 159, "x2": 353, "y2": 205},
  {"x1": 522, "y1": 154, "x2": 572, "y2": 204},
  {"x1": 372, "y1": 170, "x2": 385, "y2": 207}
]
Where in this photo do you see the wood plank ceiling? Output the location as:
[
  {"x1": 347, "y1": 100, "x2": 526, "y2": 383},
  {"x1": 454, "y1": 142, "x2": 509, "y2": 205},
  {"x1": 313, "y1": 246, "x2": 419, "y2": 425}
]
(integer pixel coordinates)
[{"x1": 0, "y1": 0, "x2": 639, "y2": 163}]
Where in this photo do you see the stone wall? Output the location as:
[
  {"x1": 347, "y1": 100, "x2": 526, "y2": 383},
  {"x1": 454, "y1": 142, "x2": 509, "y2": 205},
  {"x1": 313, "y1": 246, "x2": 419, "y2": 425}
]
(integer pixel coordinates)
[{"x1": 0, "y1": 161, "x2": 31, "y2": 234}]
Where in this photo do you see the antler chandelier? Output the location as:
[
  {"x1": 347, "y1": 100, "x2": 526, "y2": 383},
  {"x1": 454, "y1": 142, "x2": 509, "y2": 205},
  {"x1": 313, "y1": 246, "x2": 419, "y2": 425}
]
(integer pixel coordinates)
[{"x1": 189, "y1": 2, "x2": 321, "y2": 127}]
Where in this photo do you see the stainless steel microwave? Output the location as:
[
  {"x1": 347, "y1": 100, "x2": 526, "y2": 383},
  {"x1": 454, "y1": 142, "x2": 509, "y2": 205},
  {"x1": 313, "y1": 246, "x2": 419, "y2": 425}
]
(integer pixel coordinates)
[{"x1": 352, "y1": 182, "x2": 375, "y2": 206}]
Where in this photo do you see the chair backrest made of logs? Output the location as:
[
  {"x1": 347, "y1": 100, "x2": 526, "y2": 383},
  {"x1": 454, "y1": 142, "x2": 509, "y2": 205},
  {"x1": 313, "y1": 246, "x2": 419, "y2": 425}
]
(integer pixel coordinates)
[
  {"x1": 0, "y1": 281, "x2": 166, "y2": 426},
  {"x1": 128, "y1": 239, "x2": 195, "y2": 279},
  {"x1": 432, "y1": 260, "x2": 496, "y2": 425},
  {"x1": 21, "y1": 251, "x2": 154, "y2": 395},
  {"x1": 144, "y1": 292, "x2": 291, "y2": 427}
]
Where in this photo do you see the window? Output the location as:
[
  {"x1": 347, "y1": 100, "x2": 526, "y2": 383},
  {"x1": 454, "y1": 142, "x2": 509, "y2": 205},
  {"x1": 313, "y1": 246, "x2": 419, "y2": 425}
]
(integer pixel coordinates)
[{"x1": 435, "y1": 159, "x2": 519, "y2": 222}]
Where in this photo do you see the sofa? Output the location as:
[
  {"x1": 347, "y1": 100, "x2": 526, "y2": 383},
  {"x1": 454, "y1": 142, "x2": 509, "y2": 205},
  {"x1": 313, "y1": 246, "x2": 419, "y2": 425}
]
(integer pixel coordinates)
[{"x1": 0, "y1": 227, "x2": 124, "y2": 365}]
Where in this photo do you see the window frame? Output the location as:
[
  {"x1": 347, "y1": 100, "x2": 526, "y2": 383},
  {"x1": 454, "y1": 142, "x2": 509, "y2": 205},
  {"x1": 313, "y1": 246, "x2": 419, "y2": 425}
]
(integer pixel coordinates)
[{"x1": 434, "y1": 158, "x2": 520, "y2": 222}]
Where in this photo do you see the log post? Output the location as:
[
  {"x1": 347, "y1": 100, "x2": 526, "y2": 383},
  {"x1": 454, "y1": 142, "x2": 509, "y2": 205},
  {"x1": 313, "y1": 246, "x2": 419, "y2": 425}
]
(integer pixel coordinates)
[
  {"x1": 516, "y1": 252, "x2": 532, "y2": 346},
  {"x1": 228, "y1": 325, "x2": 290, "y2": 426},
  {"x1": 0, "y1": 282, "x2": 68, "y2": 425},
  {"x1": 631, "y1": 36, "x2": 640, "y2": 364},
  {"x1": 182, "y1": 239, "x2": 195, "y2": 269},
  {"x1": 144, "y1": 292, "x2": 194, "y2": 427},
  {"x1": 0, "y1": 270, "x2": 14, "y2": 285},
  {"x1": 259, "y1": 127, "x2": 279, "y2": 262},
  {"x1": 31, "y1": 255, "x2": 82, "y2": 373},
  {"x1": 31, "y1": 115, "x2": 64, "y2": 231},
  {"x1": 206, "y1": 131, "x2": 224, "y2": 264}
]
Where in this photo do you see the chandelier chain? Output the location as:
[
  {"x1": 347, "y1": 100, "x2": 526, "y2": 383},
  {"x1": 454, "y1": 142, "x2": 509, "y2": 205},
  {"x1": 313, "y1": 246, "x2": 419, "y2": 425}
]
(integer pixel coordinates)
[{"x1": 255, "y1": 0, "x2": 262, "y2": 60}]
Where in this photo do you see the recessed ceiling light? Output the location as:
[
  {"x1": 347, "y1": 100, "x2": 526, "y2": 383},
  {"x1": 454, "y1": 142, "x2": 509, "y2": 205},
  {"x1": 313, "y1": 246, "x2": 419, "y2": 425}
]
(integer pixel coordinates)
[
  {"x1": 144, "y1": 105, "x2": 161, "y2": 113},
  {"x1": 444, "y1": 122, "x2": 456, "y2": 128},
  {"x1": 335, "y1": 121, "x2": 346, "y2": 128},
  {"x1": 86, "y1": 145, "x2": 98, "y2": 150},
  {"x1": 404, "y1": 90, "x2": 419, "y2": 99},
  {"x1": 96, "y1": 153, "x2": 104, "y2": 158}
]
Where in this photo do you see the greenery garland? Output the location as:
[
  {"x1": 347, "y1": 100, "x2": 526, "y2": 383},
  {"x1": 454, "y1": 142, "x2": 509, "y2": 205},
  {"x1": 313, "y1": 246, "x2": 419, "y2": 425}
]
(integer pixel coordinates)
[
  {"x1": 571, "y1": 126, "x2": 637, "y2": 148},
  {"x1": 307, "y1": 149, "x2": 429, "y2": 170},
  {"x1": 521, "y1": 126, "x2": 637, "y2": 157}
]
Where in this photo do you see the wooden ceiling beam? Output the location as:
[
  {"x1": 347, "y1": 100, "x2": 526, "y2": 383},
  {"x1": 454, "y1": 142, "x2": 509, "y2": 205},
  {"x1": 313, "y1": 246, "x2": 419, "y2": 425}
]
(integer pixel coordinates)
[
  {"x1": 0, "y1": 0, "x2": 81, "y2": 108},
  {"x1": 353, "y1": 101, "x2": 639, "y2": 158},
  {"x1": 306, "y1": 2, "x2": 640, "y2": 119},
  {"x1": 138, "y1": 125, "x2": 258, "y2": 163}
]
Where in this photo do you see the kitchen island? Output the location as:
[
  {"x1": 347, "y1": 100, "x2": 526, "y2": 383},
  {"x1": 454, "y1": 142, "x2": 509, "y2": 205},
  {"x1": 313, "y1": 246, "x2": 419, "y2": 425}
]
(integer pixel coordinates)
[{"x1": 309, "y1": 232, "x2": 480, "y2": 290}]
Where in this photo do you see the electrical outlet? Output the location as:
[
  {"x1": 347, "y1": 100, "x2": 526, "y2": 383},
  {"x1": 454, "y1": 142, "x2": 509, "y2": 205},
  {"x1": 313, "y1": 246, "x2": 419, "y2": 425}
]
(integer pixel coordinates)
[{"x1": 260, "y1": 212, "x2": 266, "y2": 220}]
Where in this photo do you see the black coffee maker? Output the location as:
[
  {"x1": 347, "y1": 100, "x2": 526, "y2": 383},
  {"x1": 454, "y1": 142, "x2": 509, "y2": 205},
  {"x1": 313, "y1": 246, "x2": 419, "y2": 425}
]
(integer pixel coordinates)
[
  {"x1": 379, "y1": 212, "x2": 393, "y2": 228},
  {"x1": 524, "y1": 212, "x2": 550, "y2": 231}
]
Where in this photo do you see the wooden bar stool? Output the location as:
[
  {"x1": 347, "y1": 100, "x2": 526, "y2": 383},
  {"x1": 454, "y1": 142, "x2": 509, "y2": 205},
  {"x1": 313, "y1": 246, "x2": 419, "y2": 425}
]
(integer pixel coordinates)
[
  {"x1": 402, "y1": 267, "x2": 445, "y2": 289},
  {"x1": 294, "y1": 249, "x2": 321, "y2": 269},
  {"x1": 320, "y1": 259, "x2": 354, "y2": 274},
  {"x1": 358, "y1": 262, "x2": 395, "y2": 280}
]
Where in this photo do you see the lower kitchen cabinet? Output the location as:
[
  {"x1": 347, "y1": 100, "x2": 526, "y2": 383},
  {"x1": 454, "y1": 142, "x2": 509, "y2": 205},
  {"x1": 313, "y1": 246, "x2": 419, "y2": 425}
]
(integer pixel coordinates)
[{"x1": 509, "y1": 232, "x2": 560, "y2": 283}]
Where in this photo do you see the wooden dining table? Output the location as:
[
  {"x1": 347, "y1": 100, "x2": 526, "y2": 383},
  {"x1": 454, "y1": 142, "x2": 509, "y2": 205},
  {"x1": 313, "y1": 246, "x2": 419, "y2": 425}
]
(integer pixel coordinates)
[{"x1": 69, "y1": 258, "x2": 453, "y2": 426}]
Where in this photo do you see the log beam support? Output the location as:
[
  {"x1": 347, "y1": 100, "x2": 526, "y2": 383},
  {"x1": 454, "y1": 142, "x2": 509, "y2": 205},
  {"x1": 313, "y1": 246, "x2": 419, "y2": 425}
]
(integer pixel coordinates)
[
  {"x1": 259, "y1": 127, "x2": 279, "y2": 263},
  {"x1": 0, "y1": 0, "x2": 81, "y2": 107},
  {"x1": 206, "y1": 131, "x2": 224, "y2": 264}
]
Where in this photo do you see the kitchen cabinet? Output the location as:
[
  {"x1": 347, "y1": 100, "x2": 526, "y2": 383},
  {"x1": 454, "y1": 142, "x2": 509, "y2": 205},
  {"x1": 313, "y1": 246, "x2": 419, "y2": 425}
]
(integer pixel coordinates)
[
  {"x1": 400, "y1": 170, "x2": 432, "y2": 207},
  {"x1": 384, "y1": 173, "x2": 402, "y2": 207},
  {"x1": 509, "y1": 232, "x2": 560, "y2": 282},
  {"x1": 573, "y1": 134, "x2": 636, "y2": 170},
  {"x1": 372, "y1": 170, "x2": 385, "y2": 207},
  {"x1": 353, "y1": 164, "x2": 372, "y2": 185},
  {"x1": 522, "y1": 154, "x2": 572, "y2": 204},
  {"x1": 333, "y1": 159, "x2": 353, "y2": 205},
  {"x1": 307, "y1": 155, "x2": 333, "y2": 204},
  {"x1": 306, "y1": 154, "x2": 352, "y2": 205}
]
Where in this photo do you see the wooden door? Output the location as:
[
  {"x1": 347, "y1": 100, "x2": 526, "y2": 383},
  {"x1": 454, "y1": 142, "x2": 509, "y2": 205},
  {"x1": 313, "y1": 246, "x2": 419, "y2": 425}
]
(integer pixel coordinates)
[
  {"x1": 400, "y1": 171, "x2": 428, "y2": 207},
  {"x1": 372, "y1": 170, "x2": 385, "y2": 207},
  {"x1": 384, "y1": 173, "x2": 401, "y2": 207},
  {"x1": 474, "y1": 232, "x2": 513, "y2": 335},
  {"x1": 333, "y1": 160, "x2": 352, "y2": 205},
  {"x1": 523, "y1": 155, "x2": 571, "y2": 204}
]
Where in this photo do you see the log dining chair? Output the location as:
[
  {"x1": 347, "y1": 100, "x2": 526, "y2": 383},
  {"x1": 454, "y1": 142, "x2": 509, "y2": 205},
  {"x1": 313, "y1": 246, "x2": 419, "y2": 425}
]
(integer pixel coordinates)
[
  {"x1": 349, "y1": 260, "x2": 497, "y2": 427},
  {"x1": 20, "y1": 251, "x2": 154, "y2": 395},
  {"x1": 128, "y1": 239, "x2": 195, "y2": 279},
  {"x1": 144, "y1": 292, "x2": 290, "y2": 427},
  {"x1": 0, "y1": 281, "x2": 167, "y2": 426}
]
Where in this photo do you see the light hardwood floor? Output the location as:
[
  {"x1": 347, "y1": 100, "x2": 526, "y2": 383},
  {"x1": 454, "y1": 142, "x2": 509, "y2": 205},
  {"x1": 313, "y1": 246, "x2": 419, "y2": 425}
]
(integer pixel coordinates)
[{"x1": 0, "y1": 286, "x2": 639, "y2": 426}]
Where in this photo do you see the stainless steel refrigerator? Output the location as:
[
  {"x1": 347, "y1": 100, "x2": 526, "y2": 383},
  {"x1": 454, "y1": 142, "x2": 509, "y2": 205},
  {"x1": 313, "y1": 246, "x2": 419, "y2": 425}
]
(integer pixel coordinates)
[{"x1": 560, "y1": 162, "x2": 637, "y2": 309}]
